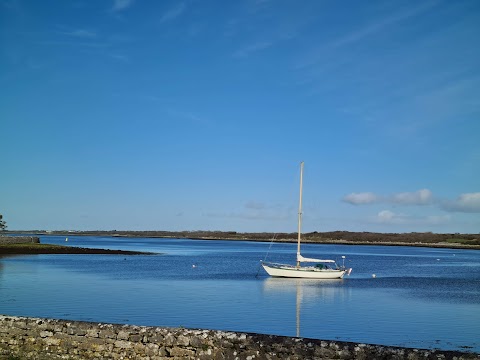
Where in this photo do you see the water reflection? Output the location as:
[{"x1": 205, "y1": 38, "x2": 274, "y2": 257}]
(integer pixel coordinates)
[{"x1": 262, "y1": 278, "x2": 351, "y2": 337}]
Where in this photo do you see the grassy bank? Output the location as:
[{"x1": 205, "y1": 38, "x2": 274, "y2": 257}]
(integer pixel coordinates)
[{"x1": 0, "y1": 243, "x2": 153, "y2": 255}]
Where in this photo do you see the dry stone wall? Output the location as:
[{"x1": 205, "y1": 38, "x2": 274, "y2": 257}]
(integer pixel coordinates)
[{"x1": 1, "y1": 315, "x2": 478, "y2": 360}]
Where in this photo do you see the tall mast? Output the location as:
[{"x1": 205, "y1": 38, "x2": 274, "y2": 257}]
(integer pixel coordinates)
[{"x1": 296, "y1": 161, "x2": 304, "y2": 267}]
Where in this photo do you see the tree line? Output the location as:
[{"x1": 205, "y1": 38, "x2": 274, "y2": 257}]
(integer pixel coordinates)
[{"x1": 16, "y1": 229, "x2": 479, "y2": 245}]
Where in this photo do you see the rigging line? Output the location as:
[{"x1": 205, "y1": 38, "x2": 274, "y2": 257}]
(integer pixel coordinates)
[
  {"x1": 263, "y1": 233, "x2": 277, "y2": 262},
  {"x1": 255, "y1": 234, "x2": 277, "y2": 278}
]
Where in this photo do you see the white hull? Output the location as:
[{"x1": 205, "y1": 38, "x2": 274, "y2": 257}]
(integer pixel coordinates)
[{"x1": 262, "y1": 263, "x2": 346, "y2": 279}]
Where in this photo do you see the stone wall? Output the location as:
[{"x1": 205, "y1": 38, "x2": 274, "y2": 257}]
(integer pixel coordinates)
[
  {"x1": 0, "y1": 316, "x2": 478, "y2": 360},
  {"x1": 0, "y1": 236, "x2": 40, "y2": 245}
]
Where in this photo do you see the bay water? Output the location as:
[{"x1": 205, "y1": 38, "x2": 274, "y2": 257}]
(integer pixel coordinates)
[{"x1": 0, "y1": 236, "x2": 479, "y2": 352}]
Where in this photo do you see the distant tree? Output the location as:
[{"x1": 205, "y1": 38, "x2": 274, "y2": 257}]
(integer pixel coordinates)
[{"x1": 0, "y1": 214, "x2": 7, "y2": 231}]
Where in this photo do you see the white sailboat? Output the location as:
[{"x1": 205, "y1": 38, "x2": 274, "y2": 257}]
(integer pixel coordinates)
[{"x1": 261, "y1": 162, "x2": 352, "y2": 279}]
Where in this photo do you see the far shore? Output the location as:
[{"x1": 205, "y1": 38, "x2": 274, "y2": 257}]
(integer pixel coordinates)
[{"x1": 3, "y1": 230, "x2": 480, "y2": 250}]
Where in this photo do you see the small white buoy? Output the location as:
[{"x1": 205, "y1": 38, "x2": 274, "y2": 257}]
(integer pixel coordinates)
[
  {"x1": 372, "y1": 274, "x2": 376, "y2": 278},
  {"x1": 192, "y1": 264, "x2": 197, "y2": 268}
]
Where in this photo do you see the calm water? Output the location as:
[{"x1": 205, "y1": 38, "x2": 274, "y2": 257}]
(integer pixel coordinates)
[{"x1": 1, "y1": 236, "x2": 479, "y2": 352}]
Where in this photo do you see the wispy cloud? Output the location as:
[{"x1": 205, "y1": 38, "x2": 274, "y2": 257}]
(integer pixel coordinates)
[
  {"x1": 187, "y1": 22, "x2": 204, "y2": 37},
  {"x1": 37, "y1": 40, "x2": 112, "y2": 48},
  {"x1": 205, "y1": 210, "x2": 289, "y2": 221},
  {"x1": 295, "y1": 0, "x2": 441, "y2": 70},
  {"x1": 111, "y1": 0, "x2": 134, "y2": 12},
  {"x1": 0, "y1": 0, "x2": 20, "y2": 10},
  {"x1": 166, "y1": 108, "x2": 210, "y2": 126},
  {"x1": 332, "y1": 1, "x2": 440, "y2": 48},
  {"x1": 410, "y1": 76, "x2": 480, "y2": 129},
  {"x1": 110, "y1": 54, "x2": 130, "y2": 63},
  {"x1": 249, "y1": 0, "x2": 272, "y2": 13},
  {"x1": 206, "y1": 202, "x2": 291, "y2": 221},
  {"x1": 245, "y1": 201, "x2": 266, "y2": 210},
  {"x1": 233, "y1": 41, "x2": 273, "y2": 58},
  {"x1": 63, "y1": 29, "x2": 97, "y2": 38},
  {"x1": 159, "y1": 2, "x2": 186, "y2": 24}
]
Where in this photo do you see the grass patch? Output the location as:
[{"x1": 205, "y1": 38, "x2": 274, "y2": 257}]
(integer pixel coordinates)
[{"x1": 446, "y1": 238, "x2": 480, "y2": 245}]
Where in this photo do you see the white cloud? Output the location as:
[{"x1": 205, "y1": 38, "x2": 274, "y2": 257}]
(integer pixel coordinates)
[
  {"x1": 441, "y1": 192, "x2": 480, "y2": 213},
  {"x1": 344, "y1": 189, "x2": 433, "y2": 206},
  {"x1": 159, "y1": 2, "x2": 186, "y2": 24},
  {"x1": 375, "y1": 210, "x2": 451, "y2": 226},
  {"x1": 345, "y1": 189, "x2": 479, "y2": 228},
  {"x1": 391, "y1": 189, "x2": 433, "y2": 205},
  {"x1": 342, "y1": 192, "x2": 379, "y2": 205},
  {"x1": 377, "y1": 210, "x2": 396, "y2": 221},
  {"x1": 112, "y1": 0, "x2": 134, "y2": 12}
]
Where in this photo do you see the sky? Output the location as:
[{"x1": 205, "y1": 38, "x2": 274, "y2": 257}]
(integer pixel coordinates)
[{"x1": 1, "y1": 0, "x2": 479, "y2": 234}]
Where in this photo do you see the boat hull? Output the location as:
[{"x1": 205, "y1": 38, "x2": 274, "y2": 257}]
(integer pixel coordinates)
[{"x1": 261, "y1": 263, "x2": 347, "y2": 279}]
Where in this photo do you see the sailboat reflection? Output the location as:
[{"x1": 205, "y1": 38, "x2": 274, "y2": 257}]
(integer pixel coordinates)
[{"x1": 262, "y1": 278, "x2": 350, "y2": 338}]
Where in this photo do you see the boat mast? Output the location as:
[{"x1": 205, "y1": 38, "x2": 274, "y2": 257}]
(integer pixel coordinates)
[{"x1": 296, "y1": 161, "x2": 304, "y2": 267}]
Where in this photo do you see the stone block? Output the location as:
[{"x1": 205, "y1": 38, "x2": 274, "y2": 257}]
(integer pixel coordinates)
[
  {"x1": 16, "y1": 321, "x2": 28, "y2": 330},
  {"x1": 189, "y1": 336, "x2": 204, "y2": 348},
  {"x1": 158, "y1": 346, "x2": 168, "y2": 357},
  {"x1": 67, "y1": 326, "x2": 87, "y2": 336},
  {"x1": 144, "y1": 342, "x2": 160, "y2": 356},
  {"x1": 53, "y1": 323, "x2": 64, "y2": 332},
  {"x1": 177, "y1": 334, "x2": 190, "y2": 346},
  {"x1": 99, "y1": 329, "x2": 117, "y2": 339},
  {"x1": 39, "y1": 330, "x2": 53, "y2": 338},
  {"x1": 168, "y1": 346, "x2": 195, "y2": 357},
  {"x1": 147, "y1": 332, "x2": 164, "y2": 343},
  {"x1": 114, "y1": 340, "x2": 132, "y2": 349},
  {"x1": 117, "y1": 330, "x2": 130, "y2": 340},
  {"x1": 129, "y1": 334, "x2": 142, "y2": 342},
  {"x1": 85, "y1": 330, "x2": 98, "y2": 339},
  {"x1": 164, "y1": 333, "x2": 175, "y2": 346},
  {"x1": 44, "y1": 337, "x2": 61, "y2": 346}
]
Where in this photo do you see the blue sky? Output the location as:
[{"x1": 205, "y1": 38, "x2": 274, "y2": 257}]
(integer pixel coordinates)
[{"x1": 1, "y1": 0, "x2": 479, "y2": 233}]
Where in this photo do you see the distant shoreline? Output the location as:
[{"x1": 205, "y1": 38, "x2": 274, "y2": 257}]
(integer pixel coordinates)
[
  {"x1": 0, "y1": 242, "x2": 154, "y2": 255},
  {"x1": 4, "y1": 230, "x2": 479, "y2": 250}
]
